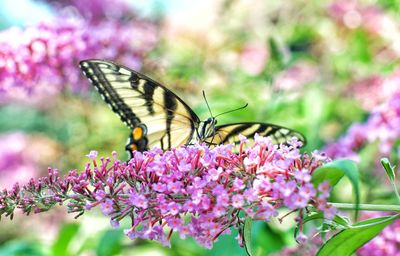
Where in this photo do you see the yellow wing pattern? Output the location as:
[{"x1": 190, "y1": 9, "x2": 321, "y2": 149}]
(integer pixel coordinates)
[{"x1": 79, "y1": 60, "x2": 200, "y2": 153}]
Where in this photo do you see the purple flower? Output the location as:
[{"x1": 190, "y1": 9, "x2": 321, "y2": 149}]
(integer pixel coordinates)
[
  {"x1": 167, "y1": 202, "x2": 181, "y2": 215},
  {"x1": 100, "y1": 199, "x2": 114, "y2": 215},
  {"x1": 86, "y1": 150, "x2": 98, "y2": 160},
  {"x1": 167, "y1": 181, "x2": 183, "y2": 194},
  {"x1": 208, "y1": 167, "x2": 222, "y2": 181},
  {"x1": 296, "y1": 232, "x2": 308, "y2": 244},
  {"x1": 294, "y1": 168, "x2": 311, "y2": 182},
  {"x1": 128, "y1": 192, "x2": 148, "y2": 209},
  {"x1": 0, "y1": 135, "x2": 333, "y2": 249},
  {"x1": 243, "y1": 188, "x2": 257, "y2": 203},
  {"x1": 110, "y1": 219, "x2": 120, "y2": 228},
  {"x1": 324, "y1": 91, "x2": 400, "y2": 161},
  {"x1": 212, "y1": 204, "x2": 227, "y2": 217},
  {"x1": 232, "y1": 177, "x2": 245, "y2": 191},
  {"x1": 94, "y1": 189, "x2": 106, "y2": 200},
  {"x1": 231, "y1": 194, "x2": 244, "y2": 208},
  {"x1": 238, "y1": 134, "x2": 248, "y2": 143}
]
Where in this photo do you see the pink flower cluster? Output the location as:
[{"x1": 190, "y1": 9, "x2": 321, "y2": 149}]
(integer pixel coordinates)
[
  {"x1": 328, "y1": 0, "x2": 400, "y2": 57},
  {"x1": 0, "y1": 135, "x2": 333, "y2": 248},
  {"x1": 273, "y1": 61, "x2": 318, "y2": 92},
  {"x1": 0, "y1": 133, "x2": 40, "y2": 190},
  {"x1": 239, "y1": 42, "x2": 269, "y2": 76},
  {"x1": 328, "y1": 0, "x2": 387, "y2": 33},
  {"x1": 349, "y1": 69, "x2": 400, "y2": 111},
  {"x1": 324, "y1": 91, "x2": 400, "y2": 160},
  {"x1": 0, "y1": 18, "x2": 157, "y2": 104}
]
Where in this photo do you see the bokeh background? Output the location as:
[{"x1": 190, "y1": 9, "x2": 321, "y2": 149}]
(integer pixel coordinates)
[{"x1": 0, "y1": 0, "x2": 399, "y2": 255}]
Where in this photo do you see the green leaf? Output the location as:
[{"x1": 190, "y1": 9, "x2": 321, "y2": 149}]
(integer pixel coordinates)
[
  {"x1": 380, "y1": 158, "x2": 400, "y2": 203},
  {"x1": 0, "y1": 241, "x2": 44, "y2": 256},
  {"x1": 350, "y1": 30, "x2": 371, "y2": 63},
  {"x1": 243, "y1": 217, "x2": 253, "y2": 256},
  {"x1": 266, "y1": 37, "x2": 287, "y2": 74},
  {"x1": 251, "y1": 222, "x2": 286, "y2": 255},
  {"x1": 316, "y1": 214, "x2": 400, "y2": 256},
  {"x1": 312, "y1": 160, "x2": 360, "y2": 218},
  {"x1": 304, "y1": 213, "x2": 350, "y2": 228},
  {"x1": 294, "y1": 213, "x2": 351, "y2": 239},
  {"x1": 51, "y1": 223, "x2": 80, "y2": 256},
  {"x1": 381, "y1": 158, "x2": 396, "y2": 182},
  {"x1": 96, "y1": 229, "x2": 124, "y2": 256}
]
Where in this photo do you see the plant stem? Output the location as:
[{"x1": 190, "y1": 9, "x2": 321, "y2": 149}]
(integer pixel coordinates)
[{"x1": 330, "y1": 203, "x2": 400, "y2": 212}]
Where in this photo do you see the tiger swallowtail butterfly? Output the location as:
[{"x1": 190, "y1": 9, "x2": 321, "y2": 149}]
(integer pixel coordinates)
[{"x1": 79, "y1": 60, "x2": 306, "y2": 157}]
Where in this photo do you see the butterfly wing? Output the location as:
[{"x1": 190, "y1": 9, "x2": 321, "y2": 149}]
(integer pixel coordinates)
[
  {"x1": 79, "y1": 59, "x2": 200, "y2": 153},
  {"x1": 207, "y1": 122, "x2": 306, "y2": 147}
]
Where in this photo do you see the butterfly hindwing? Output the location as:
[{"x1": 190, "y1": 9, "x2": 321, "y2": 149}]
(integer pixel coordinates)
[
  {"x1": 79, "y1": 59, "x2": 200, "y2": 152},
  {"x1": 207, "y1": 122, "x2": 306, "y2": 147}
]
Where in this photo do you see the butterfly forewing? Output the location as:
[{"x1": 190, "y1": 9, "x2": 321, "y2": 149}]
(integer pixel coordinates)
[
  {"x1": 207, "y1": 122, "x2": 306, "y2": 147},
  {"x1": 79, "y1": 60, "x2": 200, "y2": 151}
]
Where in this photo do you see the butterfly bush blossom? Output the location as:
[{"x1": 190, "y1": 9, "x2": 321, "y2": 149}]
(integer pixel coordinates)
[
  {"x1": 0, "y1": 18, "x2": 157, "y2": 103},
  {"x1": 0, "y1": 135, "x2": 334, "y2": 248},
  {"x1": 324, "y1": 91, "x2": 400, "y2": 160}
]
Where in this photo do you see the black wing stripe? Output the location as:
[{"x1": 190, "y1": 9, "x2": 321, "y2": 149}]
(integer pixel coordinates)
[
  {"x1": 164, "y1": 90, "x2": 178, "y2": 149},
  {"x1": 81, "y1": 62, "x2": 141, "y2": 127},
  {"x1": 221, "y1": 125, "x2": 252, "y2": 143},
  {"x1": 223, "y1": 124, "x2": 267, "y2": 145},
  {"x1": 143, "y1": 81, "x2": 156, "y2": 115},
  {"x1": 214, "y1": 122, "x2": 306, "y2": 147}
]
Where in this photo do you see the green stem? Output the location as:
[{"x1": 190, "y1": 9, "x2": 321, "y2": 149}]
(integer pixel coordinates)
[{"x1": 331, "y1": 203, "x2": 400, "y2": 212}]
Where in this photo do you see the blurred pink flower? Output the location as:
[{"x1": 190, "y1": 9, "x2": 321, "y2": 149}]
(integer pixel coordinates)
[
  {"x1": 46, "y1": 0, "x2": 131, "y2": 23},
  {"x1": 0, "y1": 18, "x2": 157, "y2": 104},
  {"x1": 328, "y1": 0, "x2": 384, "y2": 32},
  {"x1": 0, "y1": 132, "x2": 60, "y2": 190},
  {"x1": 239, "y1": 43, "x2": 269, "y2": 76},
  {"x1": 357, "y1": 212, "x2": 400, "y2": 256},
  {"x1": 324, "y1": 91, "x2": 400, "y2": 159},
  {"x1": 273, "y1": 62, "x2": 318, "y2": 91},
  {"x1": 328, "y1": 0, "x2": 400, "y2": 56},
  {"x1": 349, "y1": 69, "x2": 400, "y2": 111},
  {"x1": 274, "y1": 211, "x2": 400, "y2": 255}
]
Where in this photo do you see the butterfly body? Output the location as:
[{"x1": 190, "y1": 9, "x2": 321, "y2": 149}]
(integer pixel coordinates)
[{"x1": 80, "y1": 60, "x2": 305, "y2": 157}]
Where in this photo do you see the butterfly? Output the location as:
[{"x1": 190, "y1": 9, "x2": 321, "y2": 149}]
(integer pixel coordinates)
[{"x1": 79, "y1": 59, "x2": 306, "y2": 157}]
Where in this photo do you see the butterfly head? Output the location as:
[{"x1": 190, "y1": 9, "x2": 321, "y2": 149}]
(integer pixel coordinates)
[{"x1": 199, "y1": 117, "x2": 217, "y2": 139}]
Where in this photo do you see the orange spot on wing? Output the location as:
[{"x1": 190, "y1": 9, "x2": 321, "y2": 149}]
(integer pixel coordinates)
[{"x1": 133, "y1": 127, "x2": 143, "y2": 140}]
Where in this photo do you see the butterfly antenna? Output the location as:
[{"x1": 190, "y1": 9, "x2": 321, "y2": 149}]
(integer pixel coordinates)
[
  {"x1": 215, "y1": 103, "x2": 249, "y2": 118},
  {"x1": 203, "y1": 90, "x2": 214, "y2": 117}
]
